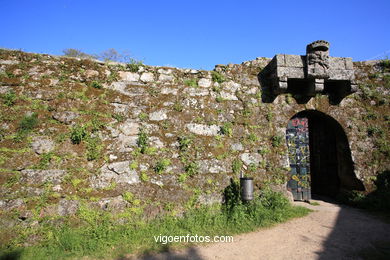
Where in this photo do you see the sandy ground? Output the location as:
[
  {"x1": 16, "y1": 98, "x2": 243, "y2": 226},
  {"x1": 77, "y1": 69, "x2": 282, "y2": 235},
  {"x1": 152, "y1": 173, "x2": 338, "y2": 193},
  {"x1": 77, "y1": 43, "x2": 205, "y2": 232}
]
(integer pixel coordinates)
[{"x1": 130, "y1": 199, "x2": 390, "y2": 260}]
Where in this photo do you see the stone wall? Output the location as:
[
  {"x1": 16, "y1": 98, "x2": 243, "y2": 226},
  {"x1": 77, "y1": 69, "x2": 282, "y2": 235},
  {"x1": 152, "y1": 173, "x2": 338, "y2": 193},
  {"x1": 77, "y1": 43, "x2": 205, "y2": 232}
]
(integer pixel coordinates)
[{"x1": 0, "y1": 49, "x2": 389, "y2": 223}]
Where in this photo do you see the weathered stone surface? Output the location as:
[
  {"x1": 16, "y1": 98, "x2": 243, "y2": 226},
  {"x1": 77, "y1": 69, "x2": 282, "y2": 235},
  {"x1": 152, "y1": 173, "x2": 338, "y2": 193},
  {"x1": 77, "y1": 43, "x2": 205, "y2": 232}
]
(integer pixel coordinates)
[
  {"x1": 198, "y1": 159, "x2": 228, "y2": 174},
  {"x1": 21, "y1": 169, "x2": 67, "y2": 185},
  {"x1": 31, "y1": 136, "x2": 55, "y2": 155},
  {"x1": 85, "y1": 69, "x2": 99, "y2": 78},
  {"x1": 91, "y1": 161, "x2": 140, "y2": 189},
  {"x1": 107, "y1": 161, "x2": 131, "y2": 174},
  {"x1": 94, "y1": 196, "x2": 128, "y2": 212},
  {"x1": 140, "y1": 72, "x2": 155, "y2": 82},
  {"x1": 186, "y1": 123, "x2": 220, "y2": 136},
  {"x1": 158, "y1": 74, "x2": 174, "y2": 82},
  {"x1": 184, "y1": 87, "x2": 209, "y2": 96},
  {"x1": 149, "y1": 136, "x2": 165, "y2": 148},
  {"x1": 220, "y1": 91, "x2": 238, "y2": 100},
  {"x1": 157, "y1": 68, "x2": 173, "y2": 75},
  {"x1": 111, "y1": 102, "x2": 135, "y2": 114},
  {"x1": 58, "y1": 199, "x2": 79, "y2": 216},
  {"x1": 198, "y1": 78, "x2": 212, "y2": 88},
  {"x1": 240, "y1": 153, "x2": 262, "y2": 166},
  {"x1": 52, "y1": 111, "x2": 79, "y2": 125},
  {"x1": 231, "y1": 143, "x2": 244, "y2": 151},
  {"x1": 268, "y1": 184, "x2": 294, "y2": 202},
  {"x1": 1, "y1": 199, "x2": 24, "y2": 211},
  {"x1": 0, "y1": 60, "x2": 19, "y2": 65},
  {"x1": 149, "y1": 110, "x2": 168, "y2": 121},
  {"x1": 221, "y1": 81, "x2": 241, "y2": 92},
  {"x1": 161, "y1": 88, "x2": 178, "y2": 95},
  {"x1": 119, "y1": 120, "x2": 139, "y2": 136},
  {"x1": 119, "y1": 71, "x2": 140, "y2": 82},
  {"x1": 197, "y1": 193, "x2": 223, "y2": 205}
]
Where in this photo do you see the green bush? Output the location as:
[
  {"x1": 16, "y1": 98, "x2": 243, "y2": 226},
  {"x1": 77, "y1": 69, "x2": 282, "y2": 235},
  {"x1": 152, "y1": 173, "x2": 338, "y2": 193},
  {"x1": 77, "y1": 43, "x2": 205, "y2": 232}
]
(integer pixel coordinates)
[
  {"x1": 70, "y1": 124, "x2": 87, "y2": 144},
  {"x1": 184, "y1": 78, "x2": 198, "y2": 87},
  {"x1": 3, "y1": 90, "x2": 17, "y2": 106},
  {"x1": 232, "y1": 159, "x2": 243, "y2": 174},
  {"x1": 271, "y1": 135, "x2": 284, "y2": 147},
  {"x1": 220, "y1": 122, "x2": 233, "y2": 137},
  {"x1": 90, "y1": 81, "x2": 103, "y2": 89},
  {"x1": 112, "y1": 113, "x2": 125, "y2": 122},
  {"x1": 126, "y1": 58, "x2": 143, "y2": 73},
  {"x1": 86, "y1": 137, "x2": 102, "y2": 161},
  {"x1": 19, "y1": 113, "x2": 38, "y2": 132},
  {"x1": 379, "y1": 58, "x2": 390, "y2": 72},
  {"x1": 185, "y1": 161, "x2": 198, "y2": 176},
  {"x1": 63, "y1": 48, "x2": 95, "y2": 59},
  {"x1": 137, "y1": 128, "x2": 149, "y2": 154},
  {"x1": 154, "y1": 159, "x2": 171, "y2": 174},
  {"x1": 178, "y1": 136, "x2": 192, "y2": 151},
  {"x1": 336, "y1": 170, "x2": 390, "y2": 213},
  {"x1": 211, "y1": 71, "x2": 225, "y2": 83}
]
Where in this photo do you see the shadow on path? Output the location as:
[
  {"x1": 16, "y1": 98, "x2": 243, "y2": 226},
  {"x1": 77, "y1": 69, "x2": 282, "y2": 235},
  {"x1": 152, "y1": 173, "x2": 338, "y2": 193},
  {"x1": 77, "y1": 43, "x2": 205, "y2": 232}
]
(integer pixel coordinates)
[
  {"x1": 313, "y1": 196, "x2": 390, "y2": 259},
  {"x1": 119, "y1": 247, "x2": 204, "y2": 260}
]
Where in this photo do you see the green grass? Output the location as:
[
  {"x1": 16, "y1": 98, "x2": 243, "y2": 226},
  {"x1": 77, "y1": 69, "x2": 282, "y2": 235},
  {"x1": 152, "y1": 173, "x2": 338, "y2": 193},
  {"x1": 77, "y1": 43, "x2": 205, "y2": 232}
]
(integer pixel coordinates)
[
  {"x1": 211, "y1": 71, "x2": 225, "y2": 83},
  {"x1": 69, "y1": 124, "x2": 87, "y2": 144},
  {"x1": 184, "y1": 78, "x2": 198, "y2": 87},
  {"x1": 0, "y1": 190, "x2": 310, "y2": 259},
  {"x1": 2, "y1": 90, "x2": 17, "y2": 106}
]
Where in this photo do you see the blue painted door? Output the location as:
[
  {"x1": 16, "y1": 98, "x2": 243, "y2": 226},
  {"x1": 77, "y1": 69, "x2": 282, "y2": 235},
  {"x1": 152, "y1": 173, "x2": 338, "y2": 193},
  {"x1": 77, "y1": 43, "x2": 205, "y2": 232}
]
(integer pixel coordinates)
[{"x1": 286, "y1": 116, "x2": 311, "y2": 201}]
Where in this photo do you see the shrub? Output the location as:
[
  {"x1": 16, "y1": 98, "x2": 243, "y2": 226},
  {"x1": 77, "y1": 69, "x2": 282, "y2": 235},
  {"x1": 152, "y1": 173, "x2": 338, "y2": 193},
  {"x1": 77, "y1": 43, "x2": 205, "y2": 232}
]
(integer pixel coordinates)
[
  {"x1": 70, "y1": 124, "x2": 87, "y2": 144},
  {"x1": 173, "y1": 101, "x2": 184, "y2": 112},
  {"x1": 126, "y1": 58, "x2": 143, "y2": 73},
  {"x1": 184, "y1": 78, "x2": 198, "y2": 87},
  {"x1": 86, "y1": 137, "x2": 102, "y2": 161},
  {"x1": 154, "y1": 159, "x2": 171, "y2": 174},
  {"x1": 258, "y1": 189, "x2": 289, "y2": 210},
  {"x1": 178, "y1": 136, "x2": 192, "y2": 151},
  {"x1": 90, "y1": 118, "x2": 105, "y2": 132},
  {"x1": 271, "y1": 135, "x2": 284, "y2": 147},
  {"x1": 137, "y1": 128, "x2": 149, "y2": 153},
  {"x1": 220, "y1": 122, "x2": 233, "y2": 137},
  {"x1": 19, "y1": 113, "x2": 38, "y2": 132},
  {"x1": 232, "y1": 159, "x2": 243, "y2": 174},
  {"x1": 379, "y1": 58, "x2": 390, "y2": 72},
  {"x1": 122, "y1": 191, "x2": 134, "y2": 203},
  {"x1": 63, "y1": 48, "x2": 95, "y2": 59},
  {"x1": 211, "y1": 71, "x2": 225, "y2": 83},
  {"x1": 112, "y1": 113, "x2": 125, "y2": 122},
  {"x1": 247, "y1": 133, "x2": 258, "y2": 142},
  {"x1": 140, "y1": 172, "x2": 149, "y2": 182},
  {"x1": 90, "y1": 81, "x2": 103, "y2": 89},
  {"x1": 138, "y1": 112, "x2": 148, "y2": 121},
  {"x1": 3, "y1": 90, "x2": 17, "y2": 106},
  {"x1": 367, "y1": 126, "x2": 383, "y2": 137},
  {"x1": 185, "y1": 161, "x2": 198, "y2": 176}
]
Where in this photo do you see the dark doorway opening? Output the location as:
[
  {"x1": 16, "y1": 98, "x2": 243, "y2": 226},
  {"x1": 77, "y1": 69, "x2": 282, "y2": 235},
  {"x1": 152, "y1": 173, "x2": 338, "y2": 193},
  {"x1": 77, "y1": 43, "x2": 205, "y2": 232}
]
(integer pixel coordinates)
[{"x1": 287, "y1": 110, "x2": 364, "y2": 199}]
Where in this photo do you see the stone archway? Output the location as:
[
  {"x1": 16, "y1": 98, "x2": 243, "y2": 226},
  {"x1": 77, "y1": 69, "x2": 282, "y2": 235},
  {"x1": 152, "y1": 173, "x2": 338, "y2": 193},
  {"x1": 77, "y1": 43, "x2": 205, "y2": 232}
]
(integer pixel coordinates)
[{"x1": 286, "y1": 110, "x2": 364, "y2": 200}]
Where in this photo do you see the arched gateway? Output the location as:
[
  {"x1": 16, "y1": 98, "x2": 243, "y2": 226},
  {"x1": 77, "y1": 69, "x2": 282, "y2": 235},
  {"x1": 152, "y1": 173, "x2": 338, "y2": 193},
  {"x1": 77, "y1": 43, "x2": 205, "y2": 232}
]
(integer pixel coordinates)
[{"x1": 286, "y1": 110, "x2": 364, "y2": 201}]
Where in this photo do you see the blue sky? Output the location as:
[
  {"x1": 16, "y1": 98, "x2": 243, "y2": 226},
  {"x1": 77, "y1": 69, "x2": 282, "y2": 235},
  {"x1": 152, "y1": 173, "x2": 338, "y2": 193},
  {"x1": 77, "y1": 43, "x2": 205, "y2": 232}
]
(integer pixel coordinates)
[{"x1": 2, "y1": 0, "x2": 390, "y2": 70}]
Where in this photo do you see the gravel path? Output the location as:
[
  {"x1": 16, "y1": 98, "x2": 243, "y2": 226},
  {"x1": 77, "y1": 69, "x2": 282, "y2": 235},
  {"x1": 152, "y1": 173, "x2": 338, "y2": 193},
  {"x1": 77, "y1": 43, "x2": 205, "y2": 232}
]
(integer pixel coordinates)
[{"x1": 132, "y1": 199, "x2": 390, "y2": 260}]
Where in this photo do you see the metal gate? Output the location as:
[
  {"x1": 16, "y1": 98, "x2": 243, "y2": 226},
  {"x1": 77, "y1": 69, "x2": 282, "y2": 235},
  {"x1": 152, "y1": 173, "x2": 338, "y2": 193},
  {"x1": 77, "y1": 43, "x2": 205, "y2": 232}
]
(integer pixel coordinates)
[{"x1": 286, "y1": 116, "x2": 311, "y2": 201}]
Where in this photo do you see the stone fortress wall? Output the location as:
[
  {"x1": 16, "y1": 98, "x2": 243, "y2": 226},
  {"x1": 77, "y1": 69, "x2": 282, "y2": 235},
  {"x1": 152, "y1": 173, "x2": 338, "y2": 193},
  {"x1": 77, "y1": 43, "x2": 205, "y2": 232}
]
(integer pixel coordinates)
[{"x1": 0, "y1": 42, "x2": 389, "y2": 222}]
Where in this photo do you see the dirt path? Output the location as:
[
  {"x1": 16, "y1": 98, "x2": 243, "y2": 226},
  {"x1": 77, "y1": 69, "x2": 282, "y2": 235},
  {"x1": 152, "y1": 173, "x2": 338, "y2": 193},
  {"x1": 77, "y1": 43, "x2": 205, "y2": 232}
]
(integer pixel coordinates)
[{"x1": 132, "y1": 199, "x2": 390, "y2": 260}]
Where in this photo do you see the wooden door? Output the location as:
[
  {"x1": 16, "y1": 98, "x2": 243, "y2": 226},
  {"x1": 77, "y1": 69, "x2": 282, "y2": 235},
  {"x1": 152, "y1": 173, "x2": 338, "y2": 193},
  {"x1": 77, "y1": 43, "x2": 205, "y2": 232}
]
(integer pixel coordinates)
[{"x1": 286, "y1": 116, "x2": 311, "y2": 201}]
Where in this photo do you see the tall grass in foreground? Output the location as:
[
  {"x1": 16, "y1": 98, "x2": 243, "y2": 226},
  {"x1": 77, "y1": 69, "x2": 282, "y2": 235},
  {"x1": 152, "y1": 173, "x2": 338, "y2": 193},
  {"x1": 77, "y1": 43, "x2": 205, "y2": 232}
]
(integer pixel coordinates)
[{"x1": 0, "y1": 189, "x2": 310, "y2": 260}]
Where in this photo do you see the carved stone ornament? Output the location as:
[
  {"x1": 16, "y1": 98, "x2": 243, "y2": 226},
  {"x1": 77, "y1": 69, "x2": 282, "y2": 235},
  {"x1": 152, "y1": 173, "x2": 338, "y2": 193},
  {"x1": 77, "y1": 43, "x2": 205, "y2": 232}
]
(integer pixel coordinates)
[{"x1": 259, "y1": 40, "x2": 357, "y2": 104}]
